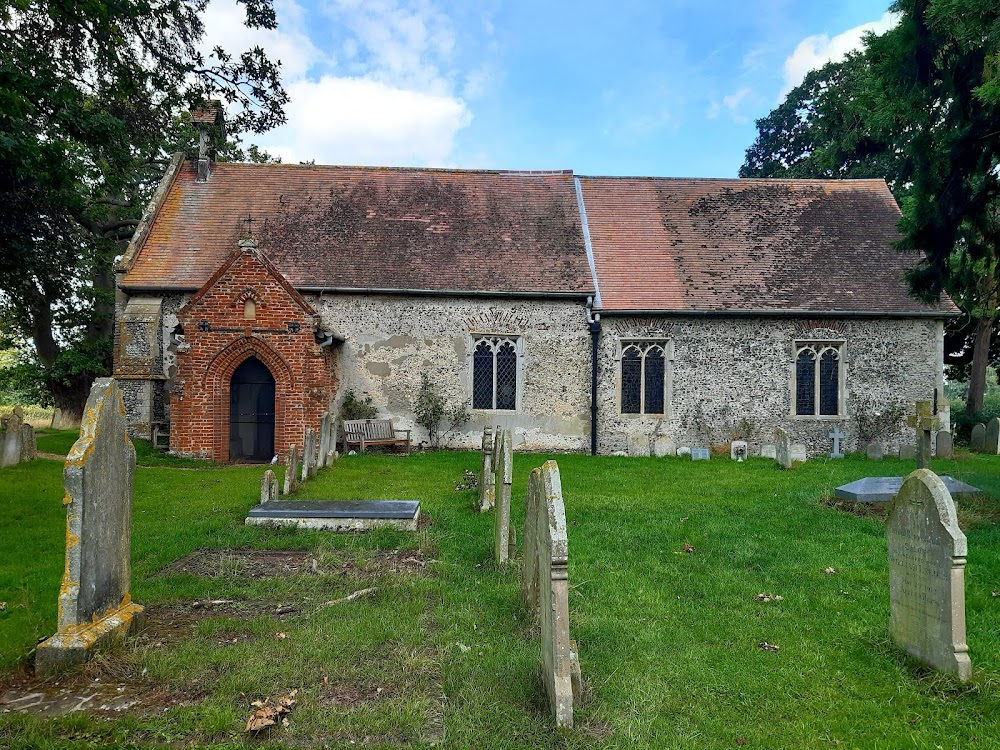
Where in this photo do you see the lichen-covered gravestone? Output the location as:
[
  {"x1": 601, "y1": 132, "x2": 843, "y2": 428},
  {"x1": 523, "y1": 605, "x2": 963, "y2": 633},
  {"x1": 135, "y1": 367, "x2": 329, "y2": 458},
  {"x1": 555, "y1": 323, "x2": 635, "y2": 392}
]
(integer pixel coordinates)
[
  {"x1": 984, "y1": 417, "x2": 1000, "y2": 455},
  {"x1": 478, "y1": 427, "x2": 495, "y2": 512},
  {"x1": 867, "y1": 443, "x2": 885, "y2": 461},
  {"x1": 494, "y1": 429, "x2": 515, "y2": 563},
  {"x1": 302, "y1": 428, "x2": 317, "y2": 481},
  {"x1": 774, "y1": 427, "x2": 792, "y2": 470},
  {"x1": 283, "y1": 444, "x2": 300, "y2": 495},
  {"x1": 887, "y1": 469, "x2": 972, "y2": 681},
  {"x1": 652, "y1": 436, "x2": 676, "y2": 457},
  {"x1": 520, "y1": 461, "x2": 580, "y2": 728},
  {"x1": 626, "y1": 433, "x2": 650, "y2": 457},
  {"x1": 20, "y1": 423, "x2": 36, "y2": 462},
  {"x1": 35, "y1": 379, "x2": 144, "y2": 675},
  {"x1": 261, "y1": 469, "x2": 278, "y2": 504},
  {"x1": 936, "y1": 431, "x2": 953, "y2": 460},
  {"x1": 0, "y1": 407, "x2": 24, "y2": 467},
  {"x1": 317, "y1": 413, "x2": 331, "y2": 469},
  {"x1": 970, "y1": 422, "x2": 986, "y2": 452}
]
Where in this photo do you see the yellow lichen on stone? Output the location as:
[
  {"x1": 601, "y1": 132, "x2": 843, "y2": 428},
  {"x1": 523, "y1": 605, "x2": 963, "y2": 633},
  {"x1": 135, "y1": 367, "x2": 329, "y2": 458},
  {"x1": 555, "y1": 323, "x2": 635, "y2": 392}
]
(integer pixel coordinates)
[
  {"x1": 62, "y1": 491, "x2": 72, "y2": 506},
  {"x1": 65, "y1": 405, "x2": 99, "y2": 467}
]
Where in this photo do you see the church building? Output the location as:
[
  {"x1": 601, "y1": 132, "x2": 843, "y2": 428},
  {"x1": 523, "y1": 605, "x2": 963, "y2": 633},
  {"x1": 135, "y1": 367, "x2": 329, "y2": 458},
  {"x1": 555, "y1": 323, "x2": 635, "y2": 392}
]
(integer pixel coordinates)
[{"x1": 113, "y1": 117, "x2": 957, "y2": 461}]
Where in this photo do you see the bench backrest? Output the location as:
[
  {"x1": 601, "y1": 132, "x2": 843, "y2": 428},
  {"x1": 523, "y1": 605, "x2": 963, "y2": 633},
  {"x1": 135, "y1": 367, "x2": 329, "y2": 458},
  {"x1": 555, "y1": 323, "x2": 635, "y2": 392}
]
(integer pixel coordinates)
[{"x1": 343, "y1": 419, "x2": 396, "y2": 441}]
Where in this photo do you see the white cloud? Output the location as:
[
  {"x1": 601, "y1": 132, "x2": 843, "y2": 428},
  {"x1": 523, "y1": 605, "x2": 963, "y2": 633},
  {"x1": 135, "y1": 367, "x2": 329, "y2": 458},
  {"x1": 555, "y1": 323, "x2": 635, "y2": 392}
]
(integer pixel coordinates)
[
  {"x1": 781, "y1": 11, "x2": 899, "y2": 97},
  {"x1": 261, "y1": 77, "x2": 471, "y2": 166},
  {"x1": 707, "y1": 87, "x2": 753, "y2": 124}
]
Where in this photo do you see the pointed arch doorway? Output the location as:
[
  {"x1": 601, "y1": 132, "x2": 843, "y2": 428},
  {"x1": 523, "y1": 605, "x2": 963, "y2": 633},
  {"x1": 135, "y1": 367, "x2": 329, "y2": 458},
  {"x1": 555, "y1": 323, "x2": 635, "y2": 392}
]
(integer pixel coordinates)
[{"x1": 229, "y1": 356, "x2": 276, "y2": 462}]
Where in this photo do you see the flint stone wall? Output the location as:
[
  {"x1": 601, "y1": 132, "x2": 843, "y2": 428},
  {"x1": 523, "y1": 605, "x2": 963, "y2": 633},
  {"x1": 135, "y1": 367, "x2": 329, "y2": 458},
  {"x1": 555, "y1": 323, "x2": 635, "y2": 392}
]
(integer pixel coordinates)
[{"x1": 597, "y1": 316, "x2": 943, "y2": 457}]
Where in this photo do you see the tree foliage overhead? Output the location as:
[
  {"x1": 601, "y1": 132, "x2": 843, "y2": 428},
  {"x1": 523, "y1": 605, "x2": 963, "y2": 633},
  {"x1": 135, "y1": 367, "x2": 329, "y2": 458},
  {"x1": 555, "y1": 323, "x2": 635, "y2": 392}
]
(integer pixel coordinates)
[{"x1": 0, "y1": 0, "x2": 288, "y2": 418}]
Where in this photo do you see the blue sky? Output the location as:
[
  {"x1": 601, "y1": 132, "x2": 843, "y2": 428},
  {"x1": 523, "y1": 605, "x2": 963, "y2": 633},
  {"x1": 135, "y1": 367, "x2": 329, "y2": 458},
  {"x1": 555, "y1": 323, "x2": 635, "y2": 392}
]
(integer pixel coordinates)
[{"x1": 204, "y1": 0, "x2": 896, "y2": 176}]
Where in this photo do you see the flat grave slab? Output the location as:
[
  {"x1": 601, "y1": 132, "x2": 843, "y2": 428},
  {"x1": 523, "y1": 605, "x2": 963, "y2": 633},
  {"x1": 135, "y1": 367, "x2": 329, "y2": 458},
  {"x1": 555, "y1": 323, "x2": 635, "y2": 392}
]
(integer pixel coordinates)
[
  {"x1": 246, "y1": 500, "x2": 419, "y2": 532},
  {"x1": 835, "y1": 476, "x2": 982, "y2": 504}
]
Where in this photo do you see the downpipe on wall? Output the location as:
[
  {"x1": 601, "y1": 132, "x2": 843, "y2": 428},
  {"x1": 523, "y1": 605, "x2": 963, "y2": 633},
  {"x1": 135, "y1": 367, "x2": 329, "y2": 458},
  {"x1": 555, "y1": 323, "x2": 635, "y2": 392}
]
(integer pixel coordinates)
[{"x1": 587, "y1": 297, "x2": 601, "y2": 456}]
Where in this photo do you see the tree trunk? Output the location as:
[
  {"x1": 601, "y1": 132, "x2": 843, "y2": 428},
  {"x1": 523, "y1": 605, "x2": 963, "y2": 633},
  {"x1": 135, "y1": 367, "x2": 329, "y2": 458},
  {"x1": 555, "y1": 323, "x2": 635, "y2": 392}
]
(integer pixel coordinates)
[
  {"x1": 966, "y1": 314, "x2": 994, "y2": 414},
  {"x1": 48, "y1": 374, "x2": 90, "y2": 428}
]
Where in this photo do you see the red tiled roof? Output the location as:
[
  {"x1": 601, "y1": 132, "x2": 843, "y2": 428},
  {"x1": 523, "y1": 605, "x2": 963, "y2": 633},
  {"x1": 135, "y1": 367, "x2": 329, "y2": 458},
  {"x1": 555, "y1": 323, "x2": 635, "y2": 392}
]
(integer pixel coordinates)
[
  {"x1": 122, "y1": 161, "x2": 594, "y2": 296},
  {"x1": 579, "y1": 176, "x2": 958, "y2": 315}
]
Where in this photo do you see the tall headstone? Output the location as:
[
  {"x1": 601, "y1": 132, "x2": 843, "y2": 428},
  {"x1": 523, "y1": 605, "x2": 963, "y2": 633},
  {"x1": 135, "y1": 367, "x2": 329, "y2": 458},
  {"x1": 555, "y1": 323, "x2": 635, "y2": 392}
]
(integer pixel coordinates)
[
  {"x1": 774, "y1": 427, "x2": 792, "y2": 470},
  {"x1": 907, "y1": 400, "x2": 940, "y2": 469},
  {"x1": 478, "y1": 427, "x2": 495, "y2": 513},
  {"x1": 970, "y1": 422, "x2": 986, "y2": 452},
  {"x1": 494, "y1": 430, "x2": 514, "y2": 563},
  {"x1": 260, "y1": 469, "x2": 278, "y2": 504},
  {"x1": 317, "y1": 413, "x2": 331, "y2": 469},
  {"x1": 283, "y1": 444, "x2": 300, "y2": 495},
  {"x1": 520, "y1": 461, "x2": 578, "y2": 728},
  {"x1": 0, "y1": 408, "x2": 23, "y2": 467},
  {"x1": 35, "y1": 379, "x2": 144, "y2": 675},
  {"x1": 19, "y1": 423, "x2": 36, "y2": 462},
  {"x1": 302, "y1": 428, "x2": 316, "y2": 481},
  {"x1": 626, "y1": 433, "x2": 650, "y2": 457},
  {"x1": 887, "y1": 469, "x2": 972, "y2": 681},
  {"x1": 984, "y1": 417, "x2": 1000, "y2": 455},
  {"x1": 936, "y1": 431, "x2": 953, "y2": 460}
]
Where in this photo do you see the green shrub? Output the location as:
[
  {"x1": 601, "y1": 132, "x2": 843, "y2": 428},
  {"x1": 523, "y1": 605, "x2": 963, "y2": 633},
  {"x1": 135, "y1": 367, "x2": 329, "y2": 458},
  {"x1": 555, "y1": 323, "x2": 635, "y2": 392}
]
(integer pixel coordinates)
[{"x1": 339, "y1": 389, "x2": 377, "y2": 421}]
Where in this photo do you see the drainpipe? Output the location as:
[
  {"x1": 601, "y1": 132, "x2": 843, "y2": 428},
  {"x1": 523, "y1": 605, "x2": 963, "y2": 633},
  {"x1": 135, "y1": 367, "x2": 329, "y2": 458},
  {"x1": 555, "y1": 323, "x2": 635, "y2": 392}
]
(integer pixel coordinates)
[{"x1": 587, "y1": 297, "x2": 601, "y2": 456}]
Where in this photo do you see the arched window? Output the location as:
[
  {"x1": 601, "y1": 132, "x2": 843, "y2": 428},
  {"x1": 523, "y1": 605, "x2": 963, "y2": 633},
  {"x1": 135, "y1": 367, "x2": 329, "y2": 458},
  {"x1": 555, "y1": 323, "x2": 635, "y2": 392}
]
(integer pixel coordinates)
[
  {"x1": 243, "y1": 298, "x2": 257, "y2": 320},
  {"x1": 620, "y1": 342, "x2": 667, "y2": 415},
  {"x1": 794, "y1": 342, "x2": 843, "y2": 416},
  {"x1": 472, "y1": 336, "x2": 521, "y2": 410}
]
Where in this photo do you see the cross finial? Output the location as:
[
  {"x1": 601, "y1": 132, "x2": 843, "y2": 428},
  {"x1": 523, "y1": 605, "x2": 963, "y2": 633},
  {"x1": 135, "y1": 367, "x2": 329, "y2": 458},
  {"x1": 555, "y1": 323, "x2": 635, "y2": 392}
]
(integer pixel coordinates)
[{"x1": 244, "y1": 212, "x2": 255, "y2": 237}]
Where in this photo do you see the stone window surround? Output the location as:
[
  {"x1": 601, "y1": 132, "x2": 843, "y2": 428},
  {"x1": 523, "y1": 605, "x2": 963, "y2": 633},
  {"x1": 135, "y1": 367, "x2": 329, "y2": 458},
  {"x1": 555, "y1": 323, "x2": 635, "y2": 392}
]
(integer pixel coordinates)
[
  {"x1": 468, "y1": 332, "x2": 524, "y2": 413},
  {"x1": 790, "y1": 339, "x2": 847, "y2": 420},
  {"x1": 614, "y1": 338, "x2": 674, "y2": 417}
]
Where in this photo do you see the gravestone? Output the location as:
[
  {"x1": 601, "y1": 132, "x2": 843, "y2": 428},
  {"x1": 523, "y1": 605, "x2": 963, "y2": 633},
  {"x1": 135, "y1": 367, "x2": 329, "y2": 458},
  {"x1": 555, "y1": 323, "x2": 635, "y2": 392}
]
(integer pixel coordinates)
[
  {"x1": 302, "y1": 428, "x2": 317, "y2": 481},
  {"x1": 35, "y1": 379, "x2": 144, "y2": 675},
  {"x1": 677, "y1": 446, "x2": 691, "y2": 457},
  {"x1": 898, "y1": 444, "x2": 916, "y2": 460},
  {"x1": 521, "y1": 461, "x2": 579, "y2": 728},
  {"x1": 626, "y1": 433, "x2": 650, "y2": 457},
  {"x1": 790, "y1": 444, "x2": 807, "y2": 463},
  {"x1": 760, "y1": 444, "x2": 776, "y2": 459},
  {"x1": 828, "y1": 426, "x2": 845, "y2": 459},
  {"x1": 887, "y1": 470, "x2": 972, "y2": 681},
  {"x1": 970, "y1": 422, "x2": 986, "y2": 452},
  {"x1": 690, "y1": 448, "x2": 710, "y2": 461},
  {"x1": 19, "y1": 423, "x2": 36, "y2": 462},
  {"x1": 260, "y1": 469, "x2": 278, "y2": 504},
  {"x1": 985, "y1": 417, "x2": 1000, "y2": 455},
  {"x1": 317, "y1": 413, "x2": 331, "y2": 469},
  {"x1": 50, "y1": 407, "x2": 62, "y2": 429},
  {"x1": 478, "y1": 427, "x2": 495, "y2": 512},
  {"x1": 730, "y1": 441, "x2": 748, "y2": 462},
  {"x1": 866, "y1": 443, "x2": 884, "y2": 461},
  {"x1": 908, "y1": 400, "x2": 940, "y2": 469},
  {"x1": 0, "y1": 408, "x2": 23, "y2": 467},
  {"x1": 283, "y1": 444, "x2": 300, "y2": 495},
  {"x1": 652, "y1": 436, "x2": 676, "y2": 457},
  {"x1": 774, "y1": 428, "x2": 792, "y2": 470},
  {"x1": 936, "y1": 431, "x2": 953, "y2": 460},
  {"x1": 494, "y1": 429, "x2": 514, "y2": 563}
]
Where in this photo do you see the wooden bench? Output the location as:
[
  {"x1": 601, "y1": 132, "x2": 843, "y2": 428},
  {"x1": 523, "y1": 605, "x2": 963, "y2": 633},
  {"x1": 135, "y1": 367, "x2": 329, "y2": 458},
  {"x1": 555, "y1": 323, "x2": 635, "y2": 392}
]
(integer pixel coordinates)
[{"x1": 342, "y1": 419, "x2": 411, "y2": 454}]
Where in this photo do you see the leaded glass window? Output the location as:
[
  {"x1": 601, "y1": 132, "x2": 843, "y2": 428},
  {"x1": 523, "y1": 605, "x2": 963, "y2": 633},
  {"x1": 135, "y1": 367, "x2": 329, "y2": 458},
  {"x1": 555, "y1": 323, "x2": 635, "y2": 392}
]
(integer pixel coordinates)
[
  {"x1": 794, "y1": 342, "x2": 843, "y2": 417},
  {"x1": 620, "y1": 342, "x2": 667, "y2": 415},
  {"x1": 471, "y1": 336, "x2": 520, "y2": 411}
]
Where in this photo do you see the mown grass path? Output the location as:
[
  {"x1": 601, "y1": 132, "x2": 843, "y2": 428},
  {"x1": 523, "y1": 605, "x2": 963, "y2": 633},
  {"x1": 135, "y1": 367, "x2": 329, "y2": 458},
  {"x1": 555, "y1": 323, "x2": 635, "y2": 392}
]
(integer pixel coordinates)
[{"x1": 1, "y1": 435, "x2": 999, "y2": 748}]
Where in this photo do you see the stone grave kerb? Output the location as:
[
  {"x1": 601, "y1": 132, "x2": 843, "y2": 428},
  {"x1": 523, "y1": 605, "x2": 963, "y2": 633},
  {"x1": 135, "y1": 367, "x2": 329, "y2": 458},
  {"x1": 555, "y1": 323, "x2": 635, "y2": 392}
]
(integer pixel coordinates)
[{"x1": 887, "y1": 469, "x2": 971, "y2": 681}]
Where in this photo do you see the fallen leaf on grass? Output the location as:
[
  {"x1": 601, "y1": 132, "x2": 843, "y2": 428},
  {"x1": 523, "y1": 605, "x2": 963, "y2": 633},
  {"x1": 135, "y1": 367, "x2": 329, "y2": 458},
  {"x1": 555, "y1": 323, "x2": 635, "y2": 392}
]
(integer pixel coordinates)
[
  {"x1": 245, "y1": 690, "x2": 298, "y2": 733},
  {"x1": 683, "y1": 543, "x2": 695, "y2": 553},
  {"x1": 0, "y1": 602, "x2": 5, "y2": 611},
  {"x1": 992, "y1": 591, "x2": 999, "y2": 597},
  {"x1": 824, "y1": 567, "x2": 837, "y2": 575},
  {"x1": 736, "y1": 740, "x2": 746, "y2": 747},
  {"x1": 455, "y1": 642, "x2": 471, "y2": 653},
  {"x1": 680, "y1": 517, "x2": 689, "y2": 523},
  {"x1": 275, "y1": 632, "x2": 287, "y2": 640},
  {"x1": 753, "y1": 593, "x2": 784, "y2": 603},
  {"x1": 758, "y1": 642, "x2": 780, "y2": 652}
]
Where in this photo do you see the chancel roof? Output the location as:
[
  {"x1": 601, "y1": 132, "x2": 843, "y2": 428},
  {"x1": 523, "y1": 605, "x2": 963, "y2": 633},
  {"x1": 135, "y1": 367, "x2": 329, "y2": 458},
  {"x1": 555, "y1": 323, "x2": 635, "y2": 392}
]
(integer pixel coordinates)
[
  {"x1": 121, "y1": 161, "x2": 594, "y2": 296},
  {"x1": 578, "y1": 176, "x2": 957, "y2": 315}
]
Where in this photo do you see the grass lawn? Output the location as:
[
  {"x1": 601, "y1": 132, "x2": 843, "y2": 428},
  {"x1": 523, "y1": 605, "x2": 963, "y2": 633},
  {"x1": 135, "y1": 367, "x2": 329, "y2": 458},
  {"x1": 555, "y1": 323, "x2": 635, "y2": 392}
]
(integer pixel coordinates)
[{"x1": 1, "y1": 440, "x2": 1000, "y2": 749}]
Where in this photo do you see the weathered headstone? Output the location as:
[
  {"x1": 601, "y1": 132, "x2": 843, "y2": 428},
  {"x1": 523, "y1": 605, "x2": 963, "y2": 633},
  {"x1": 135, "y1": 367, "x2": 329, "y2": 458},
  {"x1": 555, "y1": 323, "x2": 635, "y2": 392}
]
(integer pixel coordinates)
[
  {"x1": 50, "y1": 407, "x2": 62, "y2": 429},
  {"x1": 317, "y1": 413, "x2": 331, "y2": 469},
  {"x1": 0, "y1": 408, "x2": 23, "y2": 467},
  {"x1": 478, "y1": 427, "x2": 495, "y2": 512},
  {"x1": 730, "y1": 440, "x2": 748, "y2": 462},
  {"x1": 760, "y1": 444, "x2": 776, "y2": 459},
  {"x1": 790, "y1": 444, "x2": 807, "y2": 463},
  {"x1": 970, "y1": 422, "x2": 986, "y2": 452},
  {"x1": 898, "y1": 444, "x2": 916, "y2": 460},
  {"x1": 676, "y1": 446, "x2": 691, "y2": 457},
  {"x1": 690, "y1": 448, "x2": 710, "y2": 461},
  {"x1": 283, "y1": 444, "x2": 300, "y2": 495},
  {"x1": 302, "y1": 428, "x2": 317, "y2": 481},
  {"x1": 35, "y1": 379, "x2": 144, "y2": 675},
  {"x1": 866, "y1": 443, "x2": 884, "y2": 461},
  {"x1": 774, "y1": 428, "x2": 791, "y2": 470},
  {"x1": 936, "y1": 431, "x2": 953, "y2": 460},
  {"x1": 984, "y1": 417, "x2": 1000, "y2": 455},
  {"x1": 260, "y1": 469, "x2": 278, "y2": 504},
  {"x1": 828, "y1": 426, "x2": 845, "y2": 459},
  {"x1": 520, "y1": 461, "x2": 579, "y2": 728},
  {"x1": 908, "y1": 400, "x2": 940, "y2": 469},
  {"x1": 626, "y1": 432, "x2": 650, "y2": 457},
  {"x1": 494, "y1": 429, "x2": 514, "y2": 563},
  {"x1": 652, "y1": 436, "x2": 676, "y2": 457},
  {"x1": 19, "y1": 423, "x2": 36, "y2": 462},
  {"x1": 887, "y1": 470, "x2": 972, "y2": 681}
]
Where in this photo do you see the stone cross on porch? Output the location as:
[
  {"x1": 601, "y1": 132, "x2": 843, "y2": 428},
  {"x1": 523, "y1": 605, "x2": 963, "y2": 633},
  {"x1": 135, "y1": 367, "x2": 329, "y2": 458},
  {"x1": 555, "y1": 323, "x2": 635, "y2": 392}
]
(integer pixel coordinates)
[
  {"x1": 828, "y1": 427, "x2": 845, "y2": 459},
  {"x1": 907, "y1": 399, "x2": 941, "y2": 470}
]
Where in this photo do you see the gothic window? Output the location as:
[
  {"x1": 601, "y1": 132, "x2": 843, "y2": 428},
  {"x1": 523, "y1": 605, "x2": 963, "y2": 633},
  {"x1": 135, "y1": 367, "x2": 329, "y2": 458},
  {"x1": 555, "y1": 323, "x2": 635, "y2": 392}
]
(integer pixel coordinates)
[
  {"x1": 472, "y1": 336, "x2": 521, "y2": 410},
  {"x1": 620, "y1": 342, "x2": 667, "y2": 415},
  {"x1": 794, "y1": 342, "x2": 843, "y2": 416}
]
